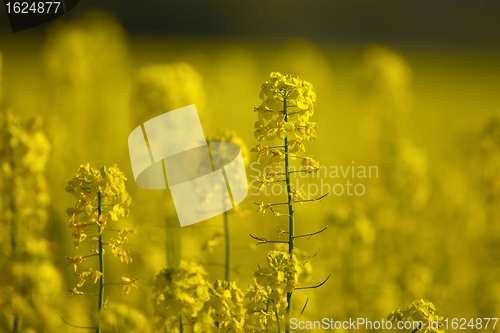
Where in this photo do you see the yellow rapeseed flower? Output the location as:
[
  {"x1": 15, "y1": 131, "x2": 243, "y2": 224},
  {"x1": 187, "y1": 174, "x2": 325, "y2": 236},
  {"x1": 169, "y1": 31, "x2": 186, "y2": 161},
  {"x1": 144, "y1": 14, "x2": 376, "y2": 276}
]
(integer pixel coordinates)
[
  {"x1": 302, "y1": 156, "x2": 320, "y2": 173},
  {"x1": 66, "y1": 256, "x2": 85, "y2": 272},
  {"x1": 121, "y1": 277, "x2": 138, "y2": 295},
  {"x1": 257, "y1": 202, "x2": 271, "y2": 216}
]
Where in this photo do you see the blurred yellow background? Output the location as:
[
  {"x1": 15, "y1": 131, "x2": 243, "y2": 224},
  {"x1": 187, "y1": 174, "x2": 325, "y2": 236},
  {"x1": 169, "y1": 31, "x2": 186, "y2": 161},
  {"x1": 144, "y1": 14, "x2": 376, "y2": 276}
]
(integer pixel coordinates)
[{"x1": 0, "y1": 8, "x2": 500, "y2": 332}]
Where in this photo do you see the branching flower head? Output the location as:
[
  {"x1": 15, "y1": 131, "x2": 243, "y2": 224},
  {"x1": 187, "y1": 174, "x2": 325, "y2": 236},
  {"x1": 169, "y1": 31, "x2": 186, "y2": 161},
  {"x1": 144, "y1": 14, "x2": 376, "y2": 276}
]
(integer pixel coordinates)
[
  {"x1": 245, "y1": 250, "x2": 302, "y2": 316},
  {"x1": 388, "y1": 299, "x2": 445, "y2": 333},
  {"x1": 152, "y1": 261, "x2": 210, "y2": 331},
  {"x1": 202, "y1": 280, "x2": 247, "y2": 332},
  {"x1": 252, "y1": 72, "x2": 319, "y2": 166},
  {"x1": 254, "y1": 72, "x2": 316, "y2": 144},
  {"x1": 108, "y1": 227, "x2": 137, "y2": 264},
  {"x1": 65, "y1": 163, "x2": 131, "y2": 242},
  {"x1": 206, "y1": 129, "x2": 250, "y2": 167}
]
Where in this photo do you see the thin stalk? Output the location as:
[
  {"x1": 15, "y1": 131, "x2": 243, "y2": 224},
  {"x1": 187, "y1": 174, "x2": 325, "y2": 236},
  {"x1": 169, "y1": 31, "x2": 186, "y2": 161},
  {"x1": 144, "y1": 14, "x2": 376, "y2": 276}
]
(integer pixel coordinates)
[
  {"x1": 13, "y1": 317, "x2": 20, "y2": 333},
  {"x1": 165, "y1": 215, "x2": 181, "y2": 268},
  {"x1": 283, "y1": 95, "x2": 295, "y2": 333},
  {"x1": 224, "y1": 211, "x2": 231, "y2": 281},
  {"x1": 96, "y1": 192, "x2": 104, "y2": 333},
  {"x1": 82, "y1": 253, "x2": 99, "y2": 259},
  {"x1": 252, "y1": 192, "x2": 329, "y2": 207},
  {"x1": 61, "y1": 316, "x2": 97, "y2": 330}
]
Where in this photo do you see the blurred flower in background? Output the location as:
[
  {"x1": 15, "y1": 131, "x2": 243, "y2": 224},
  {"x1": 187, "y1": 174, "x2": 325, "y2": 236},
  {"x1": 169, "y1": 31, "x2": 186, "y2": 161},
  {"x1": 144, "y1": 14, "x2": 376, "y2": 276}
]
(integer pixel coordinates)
[
  {"x1": 129, "y1": 61, "x2": 207, "y2": 282},
  {"x1": 131, "y1": 62, "x2": 206, "y2": 125},
  {"x1": 0, "y1": 111, "x2": 63, "y2": 332},
  {"x1": 42, "y1": 10, "x2": 131, "y2": 169}
]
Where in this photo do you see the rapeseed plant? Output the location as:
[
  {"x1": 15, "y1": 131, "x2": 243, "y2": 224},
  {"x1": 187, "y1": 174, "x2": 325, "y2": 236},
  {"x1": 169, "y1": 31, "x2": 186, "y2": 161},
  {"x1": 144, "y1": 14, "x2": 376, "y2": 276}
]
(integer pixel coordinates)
[
  {"x1": 205, "y1": 129, "x2": 250, "y2": 281},
  {"x1": 131, "y1": 62, "x2": 206, "y2": 270},
  {"x1": 0, "y1": 110, "x2": 62, "y2": 332},
  {"x1": 251, "y1": 72, "x2": 330, "y2": 332},
  {"x1": 64, "y1": 164, "x2": 136, "y2": 332}
]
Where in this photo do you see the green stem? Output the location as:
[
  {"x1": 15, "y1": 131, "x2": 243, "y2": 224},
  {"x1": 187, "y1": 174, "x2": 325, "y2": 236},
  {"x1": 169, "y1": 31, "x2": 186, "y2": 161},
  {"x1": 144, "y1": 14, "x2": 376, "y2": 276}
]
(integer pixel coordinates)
[
  {"x1": 166, "y1": 215, "x2": 181, "y2": 268},
  {"x1": 224, "y1": 211, "x2": 231, "y2": 281},
  {"x1": 283, "y1": 96, "x2": 295, "y2": 333},
  {"x1": 252, "y1": 192, "x2": 329, "y2": 207},
  {"x1": 13, "y1": 317, "x2": 20, "y2": 333},
  {"x1": 61, "y1": 316, "x2": 98, "y2": 330},
  {"x1": 96, "y1": 192, "x2": 104, "y2": 333},
  {"x1": 82, "y1": 253, "x2": 99, "y2": 259}
]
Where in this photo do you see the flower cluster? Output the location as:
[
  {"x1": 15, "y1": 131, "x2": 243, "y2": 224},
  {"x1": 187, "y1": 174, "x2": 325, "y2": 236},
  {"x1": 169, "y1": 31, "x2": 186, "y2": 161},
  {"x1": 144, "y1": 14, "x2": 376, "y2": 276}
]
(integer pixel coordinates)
[
  {"x1": 132, "y1": 62, "x2": 206, "y2": 125},
  {"x1": 152, "y1": 261, "x2": 210, "y2": 332},
  {"x1": 388, "y1": 299, "x2": 445, "y2": 333},
  {"x1": 206, "y1": 129, "x2": 250, "y2": 167},
  {"x1": 251, "y1": 73, "x2": 322, "y2": 213},
  {"x1": 245, "y1": 250, "x2": 302, "y2": 332},
  {"x1": 107, "y1": 228, "x2": 137, "y2": 264},
  {"x1": 253, "y1": 72, "x2": 317, "y2": 145},
  {"x1": 249, "y1": 250, "x2": 302, "y2": 311},
  {"x1": 202, "y1": 280, "x2": 246, "y2": 332},
  {"x1": 152, "y1": 251, "x2": 302, "y2": 332},
  {"x1": 65, "y1": 163, "x2": 132, "y2": 248},
  {"x1": 0, "y1": 110, "x2": 51, "y2": 231}
]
